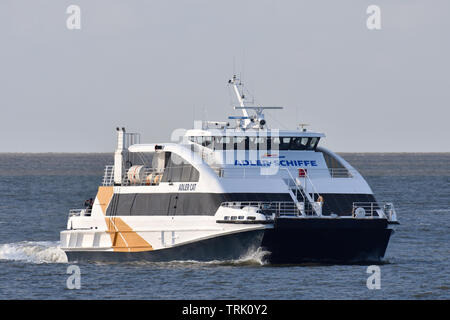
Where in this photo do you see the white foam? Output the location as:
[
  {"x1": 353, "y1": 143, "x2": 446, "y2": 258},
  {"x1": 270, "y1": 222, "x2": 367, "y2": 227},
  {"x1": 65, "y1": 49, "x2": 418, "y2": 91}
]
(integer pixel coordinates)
[
  {"x1": 127, "y1": 247, "x2": 271, "y2": 267},
  {"x1": 0, "y1": 241, "x2": 267, "y2": 266},
  {"x1": 178, "y1": 247, "x2": 270, "y2": 266},
  {"x1": 0, "y1": 241, "x2": 68, "y2": 264},
  {"x1": 233, "y1": 247, "x2": 270, "y2": 266}
]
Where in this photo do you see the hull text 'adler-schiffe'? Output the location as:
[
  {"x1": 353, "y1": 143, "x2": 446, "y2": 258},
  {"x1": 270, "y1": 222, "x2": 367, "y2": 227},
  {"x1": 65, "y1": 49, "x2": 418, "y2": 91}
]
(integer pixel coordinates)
[{"x1": 61, "y1": 75, "x2": 398, "y2": 264}]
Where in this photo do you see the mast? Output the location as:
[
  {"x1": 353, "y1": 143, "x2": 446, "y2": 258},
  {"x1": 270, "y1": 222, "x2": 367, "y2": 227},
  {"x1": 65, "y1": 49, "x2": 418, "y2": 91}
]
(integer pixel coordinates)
[
  {"x1": 228, "y1": 74, "x2": 283, "y2": 129},
  {"x1": 228, "y1": 75, "x2": 251, "y2": 127}
]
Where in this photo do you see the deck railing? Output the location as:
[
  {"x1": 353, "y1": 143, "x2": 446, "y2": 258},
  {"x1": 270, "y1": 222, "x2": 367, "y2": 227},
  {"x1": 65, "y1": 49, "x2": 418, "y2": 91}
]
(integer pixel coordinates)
[
  {"x1": 213, "y1": 167, "x2": 354, "y2": 179},
  {"x1": 352, "y1": 202, "x2": 398, "y2": 221},
  {"x1": 68, "y1": 208, "x2": 92, "y2": 217},
  {"x1": 352, "y1": 202, "x2": 382, "y2": 218},
  {"x1": 220, "y1": 201, "x2": 314, "y2": 217},
  {"x1": 221, "y1": 201, "x2": 394, "y2": 220},
  {"x1": 328, "y1": 168, "x2": 353, "y2": 178},
  {"x1": 102, "y1": 162, "x2": 353, "y2": 186},
  {"x1": 102, "y1": 165, "x2": 115, "y2": 186}
]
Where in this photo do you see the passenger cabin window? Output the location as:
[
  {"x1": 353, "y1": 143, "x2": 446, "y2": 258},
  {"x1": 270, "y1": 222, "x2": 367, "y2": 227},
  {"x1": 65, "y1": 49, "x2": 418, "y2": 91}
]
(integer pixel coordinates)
[
  {"x1": 161, "y1": 152, "x2": 199, "y2": 183},
  {"x1": 189, "y1": 135, "x2": 320, "y2": 151},
  {"x1": 319, "y1": 147, "x2": 351, "y2": 177}
]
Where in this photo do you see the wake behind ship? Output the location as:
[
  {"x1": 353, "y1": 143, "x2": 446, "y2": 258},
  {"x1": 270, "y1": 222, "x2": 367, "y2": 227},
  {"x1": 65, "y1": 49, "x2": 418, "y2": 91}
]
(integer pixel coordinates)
[{"x1": 61, "y1": 76, "x2": 398, "y2": 264}]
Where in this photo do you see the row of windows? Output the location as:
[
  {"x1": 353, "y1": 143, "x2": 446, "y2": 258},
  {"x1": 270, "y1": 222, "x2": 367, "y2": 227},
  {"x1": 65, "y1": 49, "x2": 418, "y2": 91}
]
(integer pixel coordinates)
[{"x1": 189, "y1": 136, "x2": 320, "y2": 151}]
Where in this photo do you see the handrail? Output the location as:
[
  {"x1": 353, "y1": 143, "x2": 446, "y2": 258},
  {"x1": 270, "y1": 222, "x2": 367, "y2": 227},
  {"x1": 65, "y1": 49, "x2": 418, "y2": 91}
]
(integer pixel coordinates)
[
  {"x1": 282, "y1": 168, "x2": 322, "y2": 216},
  {"x1": 328, "y1": 168, "x2": 353, "y2": 178},
  {"x1": 102, "y1": 165, "x2": 115, "y2": 186},
  {"x1": 220, "y1": 201, "x2": 302, "y2": 217},
  {"x1": 212, "y1": 166, "x2": 355, "y2": 179},
  {"x1": 352, "y1": 202, "x2": 383, "y2": 218},
  {"x1": 221, "y1": 201, "x2": 392, "y2": 220},
  {"x1": 351, "y1": 201, "x2": 398, "y2": 222},
  {"x1": 69, "y1": 208, "x2": 92, "y2": 217},
  {"x1": 282, "y1": 167, "x2": 307, "y2": 204}
]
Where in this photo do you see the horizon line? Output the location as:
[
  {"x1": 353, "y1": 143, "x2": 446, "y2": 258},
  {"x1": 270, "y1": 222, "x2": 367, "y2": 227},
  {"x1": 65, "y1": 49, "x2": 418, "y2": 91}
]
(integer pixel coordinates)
[{"x1": 0, "y1": 151, "x2": 448, "y2": 154}]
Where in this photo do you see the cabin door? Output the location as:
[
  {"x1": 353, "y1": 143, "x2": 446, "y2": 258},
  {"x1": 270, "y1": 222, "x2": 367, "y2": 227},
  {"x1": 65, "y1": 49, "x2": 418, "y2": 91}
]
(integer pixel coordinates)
[{"x1": 168, "y1": 193, "x2": 179, "y2": 215}]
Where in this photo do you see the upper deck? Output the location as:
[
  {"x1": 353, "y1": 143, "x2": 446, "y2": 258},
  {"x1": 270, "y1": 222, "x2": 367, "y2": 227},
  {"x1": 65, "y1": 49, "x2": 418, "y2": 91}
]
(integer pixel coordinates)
[{"x1": 109, "y1": 72, "x2": 354, "y2": 187}]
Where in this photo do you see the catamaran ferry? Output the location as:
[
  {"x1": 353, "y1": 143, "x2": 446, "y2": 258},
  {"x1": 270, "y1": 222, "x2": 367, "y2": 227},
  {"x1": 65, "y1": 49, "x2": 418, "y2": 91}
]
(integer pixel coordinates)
[{"x1": 61, "y1": 75, "x2": 398, "y2": 264}]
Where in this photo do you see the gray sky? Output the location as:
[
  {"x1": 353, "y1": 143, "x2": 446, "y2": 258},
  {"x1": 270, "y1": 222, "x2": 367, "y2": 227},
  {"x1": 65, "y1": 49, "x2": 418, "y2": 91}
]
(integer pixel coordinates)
[{"x1": 0, "y1": 0, "x2": 449, "y2": 152}]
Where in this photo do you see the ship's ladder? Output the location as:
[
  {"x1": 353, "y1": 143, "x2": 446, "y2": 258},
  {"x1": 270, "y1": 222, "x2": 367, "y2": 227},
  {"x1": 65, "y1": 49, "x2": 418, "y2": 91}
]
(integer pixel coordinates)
[{"x1": 283, "y1": 169, "x2": 323, "y2": 217}]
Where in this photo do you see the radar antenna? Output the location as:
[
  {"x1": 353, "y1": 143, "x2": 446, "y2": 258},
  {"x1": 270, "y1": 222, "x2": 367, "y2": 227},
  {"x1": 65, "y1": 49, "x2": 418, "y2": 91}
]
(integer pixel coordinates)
[{"x1": 298, "y1": 123, "x2": 310, "y2": 132}]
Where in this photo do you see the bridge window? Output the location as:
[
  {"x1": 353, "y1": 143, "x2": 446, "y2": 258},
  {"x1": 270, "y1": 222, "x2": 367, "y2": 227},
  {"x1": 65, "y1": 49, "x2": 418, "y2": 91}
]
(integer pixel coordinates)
[
  {"x1": 271, "y1": 137, "x2": 290, "y2": 150},
  {"x1": 269, "y1": 137, "x2": 320, "y2": 151},
  {"x1": 233, "y1": 136, "x2": 247, "y2": 150},
  {"x1": 309, "y1": 137, "x2": 319, "y2": 149},
  {"x1": 249, "y1": 136, "x2": 258, "y2": 150},
  {"x1": 290, "y1": 137, "x2": 307, "y2": 150},
  {"x1": 189, "y1": 135, "x2": 320, "y2": 151}
]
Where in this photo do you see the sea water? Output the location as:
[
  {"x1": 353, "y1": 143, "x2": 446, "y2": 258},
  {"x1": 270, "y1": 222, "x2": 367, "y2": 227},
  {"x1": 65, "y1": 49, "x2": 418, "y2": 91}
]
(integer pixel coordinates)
[{"x1": 0, "y1": 153, "x2": 448, "y2": 299}]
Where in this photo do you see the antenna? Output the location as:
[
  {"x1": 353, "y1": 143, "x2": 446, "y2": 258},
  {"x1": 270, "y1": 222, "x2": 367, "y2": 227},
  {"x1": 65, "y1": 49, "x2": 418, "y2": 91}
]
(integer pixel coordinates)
[
  {"x1": 228, "y1": 75, "x2": 249, "y2": 121},
  {"x1": 228, "y1": 74, "x2": 283, "y2": 129},
  {"x1": 298, "y1": 123, "x2": 309, "y2": 132}
]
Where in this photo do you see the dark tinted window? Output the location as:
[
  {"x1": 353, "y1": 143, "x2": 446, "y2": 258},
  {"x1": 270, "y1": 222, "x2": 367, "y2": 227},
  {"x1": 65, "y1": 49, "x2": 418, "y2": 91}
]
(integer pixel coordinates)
[
  {"x1": 268, "y1": 137, "x2": 320, "y2": 151},
  {"x1": 191, "y1": 135, "x2": 320, "y2": 151},
  {"x1": 190, "y1": 136, "x2": 212, "y2": 149},
  {"x1": 248, "y1": 136, "x2": 258, "y2": 150},
  {"x1": 270, "y1": 137, "x2": 291, "y2": 150},
  {"x1": 161, "y1": 152, "x2": 199, "y2": 182},
  {"x1": 309, "y1": 137, "x2": 319, "y2": 150},
  {"x1": 290, "y1": 137, "x2": 307, "y2": 150},
  {"x1": 213, "y1": 136, "x2": 224, "y2": 150},
  {"x1": 202, "y1": 136, "x2": 212, "y2": 148}
]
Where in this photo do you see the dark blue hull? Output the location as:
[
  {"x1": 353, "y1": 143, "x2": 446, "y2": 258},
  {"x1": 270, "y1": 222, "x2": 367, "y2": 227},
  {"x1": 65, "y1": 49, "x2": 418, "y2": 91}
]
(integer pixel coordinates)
[{"x1": 261, "y1": 218, "x2": 393, "y2": 264}]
